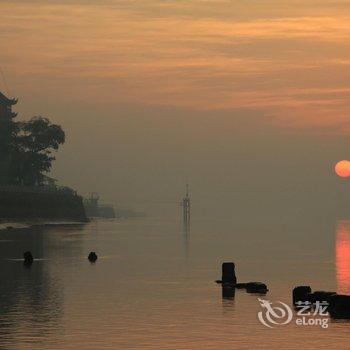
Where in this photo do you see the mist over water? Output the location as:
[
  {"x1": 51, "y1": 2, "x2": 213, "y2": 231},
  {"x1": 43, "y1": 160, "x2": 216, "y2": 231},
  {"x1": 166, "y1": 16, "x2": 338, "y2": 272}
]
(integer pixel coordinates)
[{"x1": 21, "y1": 102, "x2": 350, "y2": 217}]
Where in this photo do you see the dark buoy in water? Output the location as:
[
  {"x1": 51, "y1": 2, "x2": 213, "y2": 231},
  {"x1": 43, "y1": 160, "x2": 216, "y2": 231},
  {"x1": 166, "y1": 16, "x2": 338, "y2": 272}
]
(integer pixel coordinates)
[
  {"x1": 23, "y1": 251, "x2": 33, "y2": 265},
  {"x1": 88, "y1": 252, "x2": 98, "y2": 262}
]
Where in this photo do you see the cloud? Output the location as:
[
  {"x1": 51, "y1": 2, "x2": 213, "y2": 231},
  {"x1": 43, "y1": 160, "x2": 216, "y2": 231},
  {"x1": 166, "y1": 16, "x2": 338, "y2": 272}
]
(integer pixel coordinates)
[{"x1": 1, "y1": 1, "x2": 350, "y2": 131}]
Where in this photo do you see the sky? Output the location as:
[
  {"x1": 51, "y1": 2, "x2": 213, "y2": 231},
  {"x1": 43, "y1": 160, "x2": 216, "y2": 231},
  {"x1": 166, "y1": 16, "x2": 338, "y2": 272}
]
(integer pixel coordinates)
[{"x1": 1, "y1": 0, "x2": 350, "y2": 217}]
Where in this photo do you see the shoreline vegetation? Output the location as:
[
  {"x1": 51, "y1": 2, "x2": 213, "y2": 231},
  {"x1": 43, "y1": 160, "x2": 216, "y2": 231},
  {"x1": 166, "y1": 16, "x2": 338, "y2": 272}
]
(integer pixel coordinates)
[
  {"x1": 0, "y1": 92, "x2": 65, "y2": 187},
  {"x1": 0, "y1": 92, "x2": 89, "y2": 222},
  {"x1": 0, "y1": 92, "x2": 143, "y2": 222}
]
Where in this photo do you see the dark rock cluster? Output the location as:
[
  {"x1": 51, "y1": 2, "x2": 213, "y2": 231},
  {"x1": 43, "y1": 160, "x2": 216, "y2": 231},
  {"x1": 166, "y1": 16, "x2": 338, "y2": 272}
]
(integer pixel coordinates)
[
  {"x1": 216, "y1": 262, "x2": 268, "y2": 296},
  {"x1": 292, "y1": 285, "x2": 350, "y2": 319}
]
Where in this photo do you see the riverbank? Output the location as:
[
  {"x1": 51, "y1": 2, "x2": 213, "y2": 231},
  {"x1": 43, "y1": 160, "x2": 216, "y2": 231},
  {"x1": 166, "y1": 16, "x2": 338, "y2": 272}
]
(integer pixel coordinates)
[
  {"x1": 0, "y1": 219, "x2": 88, "y2": 232},
  {"x1": 0, "y1": 186, "x2": 87, "y2": 222}
]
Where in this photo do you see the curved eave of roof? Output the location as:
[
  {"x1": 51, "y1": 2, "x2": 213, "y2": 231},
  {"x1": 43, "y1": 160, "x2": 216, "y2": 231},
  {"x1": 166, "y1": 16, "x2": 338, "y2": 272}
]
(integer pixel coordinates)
[{"x1": 0, "y1": 92, "x2": 17, "y2": 105}]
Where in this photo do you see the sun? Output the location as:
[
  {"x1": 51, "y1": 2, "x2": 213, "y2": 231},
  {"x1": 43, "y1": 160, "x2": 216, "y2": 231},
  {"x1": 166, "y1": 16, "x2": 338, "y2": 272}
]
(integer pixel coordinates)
[{"x1": 335, "y1": 160, "x2": 350, "y2": 178}]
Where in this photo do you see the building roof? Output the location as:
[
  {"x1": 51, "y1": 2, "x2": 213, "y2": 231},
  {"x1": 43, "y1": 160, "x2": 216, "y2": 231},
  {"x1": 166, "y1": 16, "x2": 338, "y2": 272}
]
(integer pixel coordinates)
[{"x1": 0, "y1": 91, "x2": 17, "y2": 106}]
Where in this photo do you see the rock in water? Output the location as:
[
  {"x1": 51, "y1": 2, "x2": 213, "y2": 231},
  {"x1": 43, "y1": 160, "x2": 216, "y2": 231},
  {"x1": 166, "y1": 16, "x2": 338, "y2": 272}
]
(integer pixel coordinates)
[
  {"x1": 246, "y1": 282, "x2": 268, "y2": 294},
  {"x1": 88, "y1": 252, "x2": 98, "y2": 262},
  {"x1": 292, "y1": 286, "x2": 312, "y2": 305},
  {"x1": 221, "y1": 262, "x2": 237, "y2": 285},
  {"x1": 23, "y1": 251, "x2": 33, "y2": 265},
  {"x1": 309, "y1": 291, "x2": 337, "y2": 304},
  {"x1": 328, "y1": 294, "x2": 350, "y2": 319}
]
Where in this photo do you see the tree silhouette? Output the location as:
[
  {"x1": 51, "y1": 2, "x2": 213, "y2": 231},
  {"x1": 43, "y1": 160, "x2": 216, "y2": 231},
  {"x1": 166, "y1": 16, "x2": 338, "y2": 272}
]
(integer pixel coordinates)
[{"x1": 12, "y1": 117, "x2": 65, "y2": 185}]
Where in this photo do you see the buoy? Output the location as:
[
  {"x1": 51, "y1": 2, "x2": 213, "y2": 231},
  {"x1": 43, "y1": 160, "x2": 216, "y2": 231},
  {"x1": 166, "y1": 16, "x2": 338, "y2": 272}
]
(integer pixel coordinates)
[
  {"x1": 23, "y1": 251, "x2": 33, "y2": 265},
  {"x1": 88, "y1": 251, "x2": 98, "y2": 262}
]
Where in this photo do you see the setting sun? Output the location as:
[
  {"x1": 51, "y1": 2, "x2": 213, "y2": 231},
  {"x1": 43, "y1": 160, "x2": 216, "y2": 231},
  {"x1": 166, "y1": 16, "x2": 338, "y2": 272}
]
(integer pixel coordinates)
[{"x1": 335, "y1": 160, "x2": 350, "y2": 178}]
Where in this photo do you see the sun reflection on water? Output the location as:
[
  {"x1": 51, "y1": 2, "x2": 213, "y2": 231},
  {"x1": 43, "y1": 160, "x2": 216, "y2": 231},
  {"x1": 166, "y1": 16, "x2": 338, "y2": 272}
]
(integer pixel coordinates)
[{"x1": 336, "y1": 221, "x2": 350, "y2": 294}]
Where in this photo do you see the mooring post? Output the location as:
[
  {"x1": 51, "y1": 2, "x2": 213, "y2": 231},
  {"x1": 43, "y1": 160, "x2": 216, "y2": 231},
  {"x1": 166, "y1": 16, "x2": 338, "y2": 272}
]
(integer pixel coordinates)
[{"x1": 222, "y1": 262, "x2": 237, "y2": 285}]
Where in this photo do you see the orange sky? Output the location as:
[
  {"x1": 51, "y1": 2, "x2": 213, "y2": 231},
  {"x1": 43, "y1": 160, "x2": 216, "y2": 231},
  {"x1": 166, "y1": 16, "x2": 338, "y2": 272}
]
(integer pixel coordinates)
[
  {"x1": 2, "y1": 1, "x2": 350, "y2": 130},
  {"x1": 2, "y1": 1, "x2": 350, "y2": 209}
]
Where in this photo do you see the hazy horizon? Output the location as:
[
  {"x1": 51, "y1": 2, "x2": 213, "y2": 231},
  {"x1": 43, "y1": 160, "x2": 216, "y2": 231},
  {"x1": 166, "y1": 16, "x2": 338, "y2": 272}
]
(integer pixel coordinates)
[{"x1": 1, "y1": 0, "x2": 350, "y2": 217}]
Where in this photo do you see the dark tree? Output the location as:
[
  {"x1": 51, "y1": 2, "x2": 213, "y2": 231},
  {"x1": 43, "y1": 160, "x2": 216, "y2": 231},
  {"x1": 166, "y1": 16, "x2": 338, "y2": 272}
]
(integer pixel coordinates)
[{"x1": 13, "y1": 117, "x2": 65, "y2": 185}]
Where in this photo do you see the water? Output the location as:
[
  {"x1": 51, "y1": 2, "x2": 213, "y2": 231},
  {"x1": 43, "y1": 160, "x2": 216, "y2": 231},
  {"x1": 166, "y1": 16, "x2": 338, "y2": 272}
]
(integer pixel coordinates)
[{"x1": 0, "y1": 215, "x2": 350, "y2": 349}]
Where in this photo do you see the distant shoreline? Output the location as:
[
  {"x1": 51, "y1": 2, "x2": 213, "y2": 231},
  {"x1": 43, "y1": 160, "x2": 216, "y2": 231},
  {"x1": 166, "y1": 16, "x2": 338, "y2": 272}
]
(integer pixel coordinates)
[
  {"x1": 0, "y1": 219, "x2": 89, "y2": 232},
  {"x1": 0, "y1": 188, "x2": 87, "y2": 222}
]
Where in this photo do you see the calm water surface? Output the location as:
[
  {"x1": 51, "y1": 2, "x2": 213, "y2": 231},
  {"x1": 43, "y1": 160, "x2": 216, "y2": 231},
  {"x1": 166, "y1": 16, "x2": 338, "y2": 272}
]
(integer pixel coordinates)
[{"x1": 0, "y1": 215, "x2": 350, "y2": 349}]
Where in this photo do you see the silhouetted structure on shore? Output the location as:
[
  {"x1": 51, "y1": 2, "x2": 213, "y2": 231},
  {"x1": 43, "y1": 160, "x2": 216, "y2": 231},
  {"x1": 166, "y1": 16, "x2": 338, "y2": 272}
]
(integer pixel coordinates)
[
  {"x1": 0, "y1": 91, "x2": 17, "y2": 121},
  {"x1": 83, "y1": 193, "x2": 116, "y2": 219},
  {"x1": 0, "y1": 91, "x2": 86, "y2": 221},
  {"x1": 0, "y1": 92, "x2": 17, "y2": 185}
]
